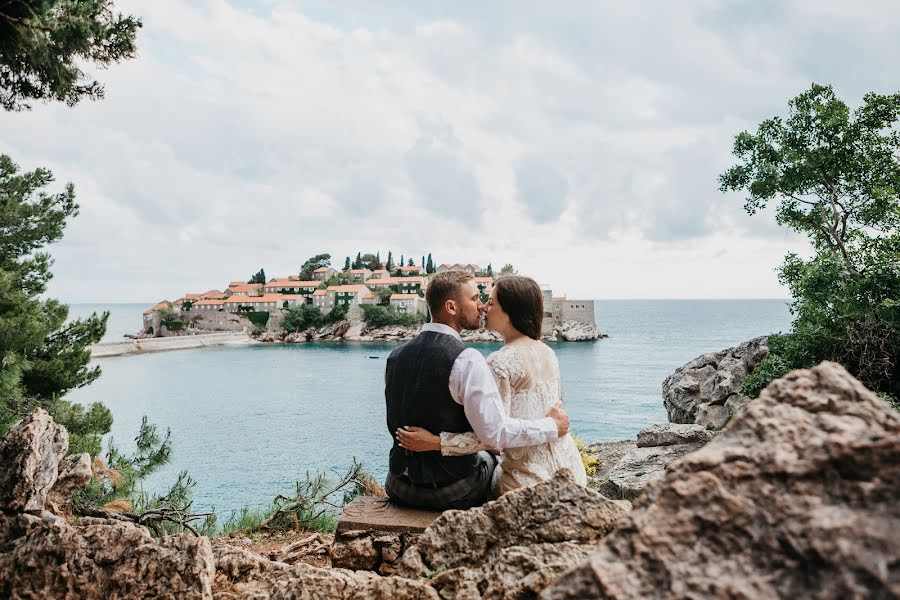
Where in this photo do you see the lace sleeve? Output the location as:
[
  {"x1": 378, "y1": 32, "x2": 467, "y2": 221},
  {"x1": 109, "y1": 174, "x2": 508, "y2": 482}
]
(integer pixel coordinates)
[
  {"x1": 487, "y1": 348, "x2": 524, "y2": 404},
  {"x1": 440, "y1": 431, "x2": 487, "y2": 456}
]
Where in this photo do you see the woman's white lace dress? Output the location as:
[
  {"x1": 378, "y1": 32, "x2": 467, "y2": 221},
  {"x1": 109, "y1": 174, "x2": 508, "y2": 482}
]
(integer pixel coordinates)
[{"x1": 440, "y1": 341, "x2": 588, "y2": 495}]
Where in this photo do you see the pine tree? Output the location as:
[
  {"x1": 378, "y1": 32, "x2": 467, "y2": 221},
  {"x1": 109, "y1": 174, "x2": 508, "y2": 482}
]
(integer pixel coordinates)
[
  {"x1": 421, "y1": 255, "x2": 425, "y2": 268},
  {"x1": 344, "y1": 256, "x2": 351, "y2": 271},
  {"x1": 386, "y1": 251, "x2": 394, "y2": 271},
  {"x1": 354, "y1": 252, "x2": 362, "y2": 269},
  {"x1": 426, "y1": 253, "x2": 434, "y2": 274},
  {"x1": 376, "y1": 251, "x2": 381, "y2": 265},
  {"x1": 407, "y1": 257, "x2": 415, "y2": 267},
  {"x1": 399, "y1": 255, "x2": 404, "y2": 269},
  {"x1": 486, "y1": 263, "x2": 493, "y2": 277}
]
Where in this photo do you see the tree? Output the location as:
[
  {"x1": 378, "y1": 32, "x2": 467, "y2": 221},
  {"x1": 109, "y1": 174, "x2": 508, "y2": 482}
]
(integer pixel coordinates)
[
  {"x1": 0, "y1": 1, "x2": 142, "y2": 111},
  {"x1": 353, "y1": 252, "x2": 362, "y2": 269},
  {"x1": 720, "y1": 83, "x2": 900, "y2": 402},
  {"x1": 247, "y1": 268, "x2": 266, "y2": 284},
  {"x1": 407, "y1": 257, "x2": 415, "y2": 267},
  {"x1": 343, "y1": 256, "x2": 351, "y2": 271},
  {"x1": 386, "y1": 251, "x2": 394, "y2": 271},
  {"x1": 0, "y1": 155, "x2": 111, "y2": 452},
  {"x1": 360, "y1": 253, "x2": 379, "y2": 271},
  {"x1": 299, "y1": 253, "x2": 331, "y2": 280},
  {"x1": 486, "y1": 263, "x2": 493, "y2": 277},
  {"x1": 500, "y1": 263, "x2": 516, "y2": 276},
  {"x1": 399, "y1": 254, "x2": 404, "y2": 269},
  {"x1": 426, "y1": 253, "x2": 434, "y2": 274},
  {"x1": 421, "y1": 255, "x2": 425, "y2": 268}
]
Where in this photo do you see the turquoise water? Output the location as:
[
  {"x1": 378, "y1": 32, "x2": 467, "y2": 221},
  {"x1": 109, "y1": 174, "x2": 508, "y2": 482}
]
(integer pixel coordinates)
[{"x1": 66, "y1": 300, "x2": 792, "y2": 516}]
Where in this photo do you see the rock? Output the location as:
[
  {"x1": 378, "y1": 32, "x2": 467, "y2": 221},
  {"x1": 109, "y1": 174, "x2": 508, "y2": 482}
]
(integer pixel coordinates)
[
  {"x1": 460, "y1": 328, "x2": 503, "y2": 343},
  {"x1": 696, "y1": 403, "x2": 729, "y2": 430},
  {"x1": 556, "y1": 321, "x2": 603, "y2": 342},
  {"x1": 329, "y1": 533, "x2": 379, "y2": 570},
  {"x1": 724, "y1": 394, "x2": 752, "y2": 419},
  {"x1": 635, "y1": 423, "x2": 713, "y2": 448},
  {"x1": 47, "y1": 452, "x2": 92, "y2": 510},
  {"x1": 0, "y1": 515, "x2": 214, "y2": 599},
  {"x1": 310, "y1": 320, "x2": 350, "y2": 341},
  {"x1": 584, "y1": 440, "x2": 637, "y2": 497},
  {"x1": 395, "y1": 471, "x2": 630, "y2": 598},
  {"x1": 662, "y1": 336, "x2": 768, "y2": 429},
  {"x1": 606, "y1": 443, "x2": 703, "y2": 500},
  {"x1": 213, "y1": 544, "x2": 438, "y2": 599},
  {"x1": 332, "y1": 496, "x2": 442, "y2": 572},
  {"x1": 0, "y1": 409, "x2": 68, "y2": 512},
  {"x1": 256, "y1": 331, "x2": 276, "y2": 343},
  {"x1": 545, "y1": 362, "x2": 900, "y2": 599}
]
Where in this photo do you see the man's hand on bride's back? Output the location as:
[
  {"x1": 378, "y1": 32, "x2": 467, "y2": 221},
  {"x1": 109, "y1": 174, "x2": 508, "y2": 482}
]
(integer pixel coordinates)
[{"x1": 548, "y1": 402, "x2": 570, "y2": 437}]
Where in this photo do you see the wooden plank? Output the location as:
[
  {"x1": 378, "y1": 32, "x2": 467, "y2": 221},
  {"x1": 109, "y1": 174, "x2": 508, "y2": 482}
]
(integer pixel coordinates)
[{"x1": 337, "y1": 496, "x2": 442, "y2": 534}]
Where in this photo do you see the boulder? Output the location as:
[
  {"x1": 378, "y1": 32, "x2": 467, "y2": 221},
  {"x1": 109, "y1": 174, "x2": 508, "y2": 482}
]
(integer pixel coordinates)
[
  {"x1": 556, "y1": 321, "x2": 603, "y2": 342},
  {"x1": 0, "y1": 513, "x2": 215, "y2": 599},
  {"x1": 213, "y1": 544, "x2": 438, "y2": 599},
  {"x1": 395, "y1": 471, "x2": 630, "y2": 598},
  {"x1": 545, "y1": 362, "x2": 900, "y2": 599},
  {"x1": 662, "y1": 336, "x2": 767, "y2": 429},
  {"x1": 460, "y1": 328, "x2": 503, "y2": 343},
  {"x1": 605, "y1": 443, "x2": 703, "y2": 500},
  {"x1": 0, "y1": 408, "x2": 68, "y2": 512},
  {"x1": 584, "y1": 440, "x2": 637, "y2": 497},
  {"x1": 47, "y1": 452, "x2": 92, "y2": 510},
  {"x1": 635, "y1": 423, "x2": 713, "y2": 448}
]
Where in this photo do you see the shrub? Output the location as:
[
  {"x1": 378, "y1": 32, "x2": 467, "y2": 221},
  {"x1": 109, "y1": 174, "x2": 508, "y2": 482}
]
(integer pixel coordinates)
[
  {"x1": 360, "y1": 304, "x2": 425, "y2": 327},
  {"x1": 283, "y1": 304, "x2": 323, "y2": 332},
  {"x1": 247, "y1": 311, "x2": 270, "y2": 329}
]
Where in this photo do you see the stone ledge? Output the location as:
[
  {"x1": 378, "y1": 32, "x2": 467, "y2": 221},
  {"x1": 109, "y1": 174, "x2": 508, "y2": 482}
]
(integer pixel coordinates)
[{"x1": 337, "y1": 496, "x2": 441, "y2": 534}]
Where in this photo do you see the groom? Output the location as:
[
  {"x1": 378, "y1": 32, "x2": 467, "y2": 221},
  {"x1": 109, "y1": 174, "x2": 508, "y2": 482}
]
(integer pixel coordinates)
[{"x1": 384, "y1": 270, "x2": 569, "y2": 510}]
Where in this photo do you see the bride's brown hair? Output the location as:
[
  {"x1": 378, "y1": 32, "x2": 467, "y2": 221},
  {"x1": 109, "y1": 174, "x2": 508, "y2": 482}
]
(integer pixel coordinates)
[{"x1": 494, "y1": 275, "x2": 544, "y2": 340}]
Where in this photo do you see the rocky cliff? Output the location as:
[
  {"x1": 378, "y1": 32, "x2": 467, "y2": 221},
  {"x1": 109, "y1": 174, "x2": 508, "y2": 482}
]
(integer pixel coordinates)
[{"x1": 2, "y1": 361, "x2": 897, "y2": 599}]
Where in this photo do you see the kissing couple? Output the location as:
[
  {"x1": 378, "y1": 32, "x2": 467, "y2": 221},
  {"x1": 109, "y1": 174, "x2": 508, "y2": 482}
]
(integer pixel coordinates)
[{"x1": 384, "y1": 271, "x2": 587, "y2": 510}]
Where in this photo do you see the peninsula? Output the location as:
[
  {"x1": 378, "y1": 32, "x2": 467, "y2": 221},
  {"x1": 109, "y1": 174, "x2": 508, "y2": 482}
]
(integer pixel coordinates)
[{"x1": 130, "y1": 255, "x2": 602, "y2": 353}]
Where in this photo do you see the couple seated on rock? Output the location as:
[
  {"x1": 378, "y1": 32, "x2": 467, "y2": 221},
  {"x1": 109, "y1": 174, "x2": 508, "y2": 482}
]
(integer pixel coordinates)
[{"x1": 384, "y1": 271, "x2": 587, "y2": 510}]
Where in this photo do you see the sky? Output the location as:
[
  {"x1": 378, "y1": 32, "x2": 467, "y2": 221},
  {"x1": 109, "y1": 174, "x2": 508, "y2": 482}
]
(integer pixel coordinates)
[{"x1": 2, "y1": 0, "x2": 898, "y2": 302}]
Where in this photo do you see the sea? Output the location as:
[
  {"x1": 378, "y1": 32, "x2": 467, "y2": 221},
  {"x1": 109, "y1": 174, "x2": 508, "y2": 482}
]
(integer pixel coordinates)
[{"x1": 65, "y1": 300, "x2": 792, "y2": 517}]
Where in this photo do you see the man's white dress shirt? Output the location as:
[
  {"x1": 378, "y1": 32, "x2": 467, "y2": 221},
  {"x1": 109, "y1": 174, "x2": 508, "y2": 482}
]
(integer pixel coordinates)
[{"x1": 420, "y1": 323, "x2": 558, "y2": 449}]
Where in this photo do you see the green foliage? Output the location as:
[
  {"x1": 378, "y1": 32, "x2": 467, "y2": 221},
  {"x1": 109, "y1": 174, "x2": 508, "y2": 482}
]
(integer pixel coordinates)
[
  {"x1": 158, "y1": 307, "x2": 185, "y2": 332},
  {"x1": 49, "y1": 400, "x2": 113, "y2": 456},
  {"x1": 247, "y1": 311, "x2": 269, "y2": 329},
  {"x1": 500, "y1": 263, "x2": 516, "y2": 276},
  {"x1": 0, "y1": 1, "x2": 142, "y2": 111},
  {"x1": 343, "y1": 256, "x2": 351, "y2": 271},
  {"x1": 360, "y1": 304, "x2": 425, "y2": 328},
  {"x1": 283, "y1": 304, "x2": 323, "y2": 331},
  {"x1": 360, "y1": 252, "x2": 379, "y2": 271},
  {"x1": 426, "y1": 253, "x2": 435, "y2": 274},
  {"x1": 386, "y1": 250, "x2": 394, "y2": 271},
  {"x1": 0, "y1": 155, "x2": 108, "y2": 437},
  {"x1": 486, "y1": 263, "x2": 493, "y2": 277},
  {"x1": 74, "y1": 416, "x2": 172, "y2": 509},
  {"x1": 325, "y1": 303, "x2": 349, "y2": 323},
  {"x1": 721, "y1": 84, "x2": 900, "y2": 402},
  {"x1": 219, "y1": 459, "x2": 377, "y2": 535},
  {"x1": 299, "y1": 253, "x2": 331, "y2": 280},
  {"x1": 247, "y1": 268, "x2": 266, "y2": 284}
]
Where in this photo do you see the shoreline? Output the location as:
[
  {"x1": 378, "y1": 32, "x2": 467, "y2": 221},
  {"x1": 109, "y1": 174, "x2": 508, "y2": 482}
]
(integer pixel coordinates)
[{"x1": 90, "y1": 332, "x2": 255, "y2": 358}]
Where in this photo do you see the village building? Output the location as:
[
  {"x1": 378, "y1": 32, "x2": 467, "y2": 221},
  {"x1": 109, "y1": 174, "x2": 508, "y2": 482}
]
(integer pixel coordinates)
[
  {"x1": 311, "y1": 289, "x2": 331, "y2": 310},
  {"x1": 313, "y1": 266, "x2": 338, "y2": 281},
  {"x1": 263, "y1": 279, "x2": 320, "y2": 300},
  {"x1": 365, "y1": 276, "x2": 425, "y2": 295},
  {"x1": 435, "y1": 263, "x2": 481, "y2": 275},
  {"x1": 223, "y1": 294, "x2": 299, "y2": 312},
  {"x1": 227, "y1": 282, "x2": 262, "y2": 297},
  {"x1": 370, "y1": 269, "x2": 390, "y2": 279},
  {"x1": 390, "y1": 294, "x2": 428, "y2": 316},
  {"x1": 397, "y1": 265, "x2": 422, "y2": 276},
  {"x1": 348, "y1": 268, "x2": 372, "y2": 282},
  {"x1": 192, "y1": 298, "x2": 226, "y2": 311}
]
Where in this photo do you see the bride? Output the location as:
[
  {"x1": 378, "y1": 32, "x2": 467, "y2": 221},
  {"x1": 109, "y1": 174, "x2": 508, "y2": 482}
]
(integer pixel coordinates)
[{"x1": 396, "y1": 275, "x2": 587, "y2": 497}]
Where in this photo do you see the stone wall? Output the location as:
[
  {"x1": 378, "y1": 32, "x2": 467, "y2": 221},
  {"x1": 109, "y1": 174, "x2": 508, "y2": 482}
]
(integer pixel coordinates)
[{"x1": 186, "y1": 310, "x2": 248, "y2": 333}]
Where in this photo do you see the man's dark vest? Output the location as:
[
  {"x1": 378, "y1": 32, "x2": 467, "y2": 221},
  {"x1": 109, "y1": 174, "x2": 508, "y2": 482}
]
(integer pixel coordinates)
[{"x1": 386, "y1": 331, "x2": 477, "y2": 485}]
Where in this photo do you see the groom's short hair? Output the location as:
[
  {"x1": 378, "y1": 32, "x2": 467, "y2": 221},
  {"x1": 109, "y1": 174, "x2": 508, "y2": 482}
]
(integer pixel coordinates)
[{"x1": 426, "y1": 271, "x2": 474, "y2": 317}]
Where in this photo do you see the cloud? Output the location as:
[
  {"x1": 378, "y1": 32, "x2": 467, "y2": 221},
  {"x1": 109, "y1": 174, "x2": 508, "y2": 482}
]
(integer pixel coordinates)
[
  {"x1": 404, "y1": 119, "x2": 483, "y2": 228},
  {"x1": 0, "y1": 0, "x2": 896, "y2": 301},
  {"x1": 514, "y1": 156, "x2": 569, "y2": 223}
]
